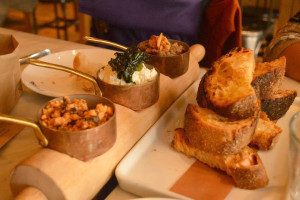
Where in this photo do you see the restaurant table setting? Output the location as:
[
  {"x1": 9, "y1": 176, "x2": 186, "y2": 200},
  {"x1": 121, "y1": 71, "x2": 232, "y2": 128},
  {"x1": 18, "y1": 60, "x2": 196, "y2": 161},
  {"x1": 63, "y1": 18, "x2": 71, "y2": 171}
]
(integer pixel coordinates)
[
  {"x1": 0, "y1": 28, "x2": 205, "y2": 199},
  {"x1": 0, "y1": 27, "x2": 300, "y2": 200}
]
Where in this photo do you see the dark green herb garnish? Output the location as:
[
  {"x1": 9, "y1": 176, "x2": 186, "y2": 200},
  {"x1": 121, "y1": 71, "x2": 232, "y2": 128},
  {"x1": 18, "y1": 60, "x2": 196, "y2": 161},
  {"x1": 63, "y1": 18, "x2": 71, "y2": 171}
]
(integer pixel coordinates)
[{"x1": 109, "y1": 45, "x2": 150, "y2": 83}]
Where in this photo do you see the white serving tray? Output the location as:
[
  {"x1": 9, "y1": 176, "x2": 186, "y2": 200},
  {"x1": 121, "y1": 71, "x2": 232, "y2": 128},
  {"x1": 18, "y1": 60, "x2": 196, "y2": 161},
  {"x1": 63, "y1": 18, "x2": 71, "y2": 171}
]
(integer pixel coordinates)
[{"x1": 116, "y1": 79, "x2": 300, "y2": 200}]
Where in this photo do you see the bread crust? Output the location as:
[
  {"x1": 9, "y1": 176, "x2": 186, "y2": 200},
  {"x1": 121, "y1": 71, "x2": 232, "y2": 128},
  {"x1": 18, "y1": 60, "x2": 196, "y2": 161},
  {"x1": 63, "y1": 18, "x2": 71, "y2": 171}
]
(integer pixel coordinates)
[
  {"x1": 252, "y1": 57, "x2": 286, "y2": 99},
  {"x1": 197, "y1": 71, "x2": 260, "y2": 120},
  {"x1": 197, "y1": 48, "x2": 259, "y2": 120},
  {"x1": 172, "y1": 128, "x2": 269, "y2": 189},
  {"x1": 197, "y1": 72, "x2": 209, "y2": 108},
  {"x1": 184, "y1": 104, "x2": 259, "y2": 155},
  {"x1": 226, "y1": 152, "x2": 269, "y2": 189},
  {"x1": 261, "y1": 90, "x2": 297, "y2": 120},
  {"x1": 250, "y1": 112, "x2": 282, "y2": 150}
]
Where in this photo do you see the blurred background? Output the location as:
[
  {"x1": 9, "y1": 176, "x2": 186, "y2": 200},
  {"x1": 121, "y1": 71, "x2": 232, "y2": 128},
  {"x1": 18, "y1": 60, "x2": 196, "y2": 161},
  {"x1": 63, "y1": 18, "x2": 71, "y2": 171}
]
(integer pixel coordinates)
[{"x1": 0, "y1": 0, "x2": 299, "y2": 62}]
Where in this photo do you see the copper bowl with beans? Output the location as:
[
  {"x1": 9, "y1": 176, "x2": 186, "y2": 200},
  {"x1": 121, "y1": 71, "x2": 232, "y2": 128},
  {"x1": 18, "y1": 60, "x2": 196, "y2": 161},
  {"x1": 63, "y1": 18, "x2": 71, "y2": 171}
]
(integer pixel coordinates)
[
  {"x1": 39, "y1": 94, "x2": 116, "y2": 161},
  {"x1": 138, "y1": 39, "x2": 190, "y2": 79},
  {"x1": 0, "y1": 94, "x2": 116, "y2": 161}
]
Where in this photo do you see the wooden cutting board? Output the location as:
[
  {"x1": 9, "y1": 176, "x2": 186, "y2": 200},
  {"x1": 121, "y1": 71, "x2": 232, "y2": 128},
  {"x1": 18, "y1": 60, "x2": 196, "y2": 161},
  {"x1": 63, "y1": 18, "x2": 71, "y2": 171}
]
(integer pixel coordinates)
[
  {"x1": 10, "y1": 45, "x2": 205, "y2": 200},
  {"x1": 0, "y1": 122, "x2": 24, "y2": 149}
]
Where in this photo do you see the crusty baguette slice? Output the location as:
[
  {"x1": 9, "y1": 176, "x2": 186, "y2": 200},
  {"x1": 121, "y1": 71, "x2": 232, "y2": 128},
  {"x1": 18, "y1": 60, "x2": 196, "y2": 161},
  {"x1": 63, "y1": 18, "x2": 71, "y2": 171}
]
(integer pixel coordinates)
[
  {"x1": 184, "y1": 104, "x2": 259, "y2": 155},
  {"x1": 250, "y1": 112, "x2": 282, "y2": 150},
  {"x1": 73, "y1": 52, "x2": 100, "y2": 91},
  {"x1": 197, "y1": 47, "x2": 259, "y2": 119},
  {"x1": 172, "y1": 128, "x2": 269, "y2": 189},
  {"x1": 252, "y1": 57, "x2": 286, "y2": 99},
  {"x1": 261, "y1": 89, "x2": 297, "y2": 120}
]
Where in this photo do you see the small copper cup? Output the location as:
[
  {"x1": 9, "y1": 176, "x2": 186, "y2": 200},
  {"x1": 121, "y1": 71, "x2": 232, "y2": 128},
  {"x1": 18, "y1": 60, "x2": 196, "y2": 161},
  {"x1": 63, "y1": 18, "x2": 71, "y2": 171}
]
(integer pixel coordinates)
[
  {"x1": 138, "y1": 39, "x2": 190, "y2": 79},
  {"x1": 97, "y1": 66, "x2": 160, "y2": 111},
  {"x1": 39, "y1": 94, "x2": 116, "y2": 161},
  {"x1": 0, "y1": 94, "x2": 116, "y2": 161}
]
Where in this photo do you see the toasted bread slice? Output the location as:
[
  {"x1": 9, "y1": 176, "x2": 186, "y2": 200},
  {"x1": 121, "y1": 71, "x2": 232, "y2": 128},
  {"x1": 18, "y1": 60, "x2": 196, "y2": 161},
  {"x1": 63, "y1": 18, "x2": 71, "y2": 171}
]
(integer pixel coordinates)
[
  {"x1": 173, "y1": 128, "x2": 269, "y2": 189},
  {"x1": 252, "y1": 57, "x2": 286, "y2": 99},
  {"x1": 261, "y1": 90, "x2": 297, "y2": 120},
  {"x1": 73, "y1": 52, "x2": 100, "y2": 91},
  {"x1": 197, "y1": 47, "x2": 259, "y2": 119},
  {"x1": 184, "y1": 104, "x2": 259, "y2": 155},
  {"x1": 250, "y1": 112, "x2": 282, "y2": 150}
]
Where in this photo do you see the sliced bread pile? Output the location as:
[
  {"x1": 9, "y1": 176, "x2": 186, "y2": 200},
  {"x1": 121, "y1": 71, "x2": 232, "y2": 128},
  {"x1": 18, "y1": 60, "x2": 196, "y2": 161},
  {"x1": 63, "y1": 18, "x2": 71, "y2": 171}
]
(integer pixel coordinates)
[
  {"x1": 172, "y1": 47, "x2": 297, "y2": 189},
  {"x1": 252, "y1": 56, "x2": 297, "y2": 120}
]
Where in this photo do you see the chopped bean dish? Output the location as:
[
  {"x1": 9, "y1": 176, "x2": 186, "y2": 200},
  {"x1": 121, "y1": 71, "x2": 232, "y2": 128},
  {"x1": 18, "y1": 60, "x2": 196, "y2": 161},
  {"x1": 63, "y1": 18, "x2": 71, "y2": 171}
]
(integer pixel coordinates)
[{"x1": 40, "y1": 96, "x2": 113, "y2": 131}]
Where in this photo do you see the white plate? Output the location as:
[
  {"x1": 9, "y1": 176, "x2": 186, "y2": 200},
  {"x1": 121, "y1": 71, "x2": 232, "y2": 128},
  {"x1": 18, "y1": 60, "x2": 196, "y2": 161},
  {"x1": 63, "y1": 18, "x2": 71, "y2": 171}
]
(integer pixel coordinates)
[
  {"x1": 21, "y1": 48, "x2": 116, "y2": 97},
  {"x1": 116, "y1": 79, "x2": 300, "y2": 200}
]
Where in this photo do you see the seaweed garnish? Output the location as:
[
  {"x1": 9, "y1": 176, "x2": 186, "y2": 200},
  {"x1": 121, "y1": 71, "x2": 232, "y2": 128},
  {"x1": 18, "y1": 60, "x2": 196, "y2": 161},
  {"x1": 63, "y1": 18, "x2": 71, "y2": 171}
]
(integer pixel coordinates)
[{"x1": 108, "y1": 45, "x2": 150, "y2": 83}]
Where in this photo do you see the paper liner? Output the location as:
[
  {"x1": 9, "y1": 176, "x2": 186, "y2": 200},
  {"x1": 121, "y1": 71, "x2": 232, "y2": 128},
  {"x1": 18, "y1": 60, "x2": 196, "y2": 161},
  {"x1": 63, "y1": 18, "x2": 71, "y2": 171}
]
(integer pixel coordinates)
[{"x1": 170, "y1": 161, "x2": 234, "y2": 200}]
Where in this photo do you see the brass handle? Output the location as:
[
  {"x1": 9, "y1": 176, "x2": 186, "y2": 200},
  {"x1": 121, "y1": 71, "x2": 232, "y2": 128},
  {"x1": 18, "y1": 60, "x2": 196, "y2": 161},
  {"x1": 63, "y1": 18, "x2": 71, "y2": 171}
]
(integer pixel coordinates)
[
  {"x1": 84, "y1": 36, "x2": 128, "y2": 51},
  {"x1": 26, "y1": 59, "x2": 102, "y2": 96},
  {"x1": 0, "y1": 114, "x2": 48, "y2": 147}
]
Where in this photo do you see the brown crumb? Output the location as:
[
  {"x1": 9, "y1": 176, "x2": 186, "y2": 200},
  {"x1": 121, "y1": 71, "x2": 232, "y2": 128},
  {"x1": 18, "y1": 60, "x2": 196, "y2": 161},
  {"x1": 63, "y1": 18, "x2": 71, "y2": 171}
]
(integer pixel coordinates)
[{"x1": 52, "y1": 81, "x2": 56, "y2": 84}]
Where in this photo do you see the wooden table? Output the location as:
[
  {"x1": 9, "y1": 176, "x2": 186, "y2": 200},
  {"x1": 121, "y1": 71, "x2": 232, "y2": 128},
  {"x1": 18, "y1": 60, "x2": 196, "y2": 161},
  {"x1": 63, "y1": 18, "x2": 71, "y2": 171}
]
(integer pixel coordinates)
[
  {"x1": 0, "y1": 28, "x2": 299, "y2": 200},
  {"x1": 0, "y1": 28, "x2": 203, "y2": 200}
]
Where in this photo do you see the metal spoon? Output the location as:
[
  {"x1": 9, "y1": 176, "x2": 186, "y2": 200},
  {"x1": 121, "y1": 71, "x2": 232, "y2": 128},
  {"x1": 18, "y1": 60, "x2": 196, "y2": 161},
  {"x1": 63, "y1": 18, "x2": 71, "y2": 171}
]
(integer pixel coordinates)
[{"x1": 19, "y1": 49, "x2": 52, "y2": 65}]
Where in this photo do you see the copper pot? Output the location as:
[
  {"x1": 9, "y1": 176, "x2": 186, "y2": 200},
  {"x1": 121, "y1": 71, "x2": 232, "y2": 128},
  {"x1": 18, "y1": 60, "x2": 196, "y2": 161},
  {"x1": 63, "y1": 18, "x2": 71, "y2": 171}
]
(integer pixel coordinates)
[
  {"x1": 97, "y1": 66, "x2": 159, "y2": 111},
  {"x1": 138, "y1": 39, "x2": 190, "y2": 79},
  {"x1": 0, "y1": 94, "x2": 116, "y2": 161}
]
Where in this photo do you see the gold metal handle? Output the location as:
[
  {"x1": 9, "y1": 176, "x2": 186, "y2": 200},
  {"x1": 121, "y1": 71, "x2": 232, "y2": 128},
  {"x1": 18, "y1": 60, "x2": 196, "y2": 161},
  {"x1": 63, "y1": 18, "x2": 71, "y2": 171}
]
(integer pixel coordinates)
[
  {"x1": 84, "y1": 36, "x2": 128, "y2": 51},
  {"x1": 26, "y1": 59, "x2": 102, "y2": 96},
  {"x1": 0, "y1": 114, "x2": 48, "y2": 147}
]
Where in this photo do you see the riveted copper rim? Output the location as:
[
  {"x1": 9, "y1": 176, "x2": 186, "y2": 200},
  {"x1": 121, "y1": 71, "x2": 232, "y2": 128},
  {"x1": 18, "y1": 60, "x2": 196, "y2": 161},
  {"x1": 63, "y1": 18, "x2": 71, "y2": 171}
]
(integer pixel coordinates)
[
  {"x1": 96, "y1": 66, "x2": 159, "y2": 111},
  {"x1": 138, "y1": 39, "x2": 190, "y2": 79},
  {"x1": 38, "y1": 94, "x2": 116, "y2": 161}
]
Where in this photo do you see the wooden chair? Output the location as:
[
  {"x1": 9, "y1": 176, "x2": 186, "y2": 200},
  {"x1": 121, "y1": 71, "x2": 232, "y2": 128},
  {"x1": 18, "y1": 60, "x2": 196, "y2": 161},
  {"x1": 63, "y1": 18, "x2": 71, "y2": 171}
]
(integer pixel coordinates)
[
  {"x1": 32, "y1": 0, "x2": 78, "y2": 40},
  {"x1": 0, "y1": 0, "x2": 38, "y2": 33}
]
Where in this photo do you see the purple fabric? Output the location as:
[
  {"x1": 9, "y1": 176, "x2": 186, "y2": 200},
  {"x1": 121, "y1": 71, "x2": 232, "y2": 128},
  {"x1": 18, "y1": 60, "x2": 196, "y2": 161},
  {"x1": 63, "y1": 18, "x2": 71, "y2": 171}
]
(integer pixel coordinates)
[{"x1": 79, "y1": 0, "x2": 207, "y2": 46}]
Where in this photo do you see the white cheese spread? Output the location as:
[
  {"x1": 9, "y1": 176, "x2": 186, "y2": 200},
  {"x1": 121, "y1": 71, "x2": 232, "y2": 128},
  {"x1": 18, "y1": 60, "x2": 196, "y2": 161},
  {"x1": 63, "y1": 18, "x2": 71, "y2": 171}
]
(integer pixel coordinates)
[{"x1": 99, "y1": 63, "x2": 157, "y2": 85}]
